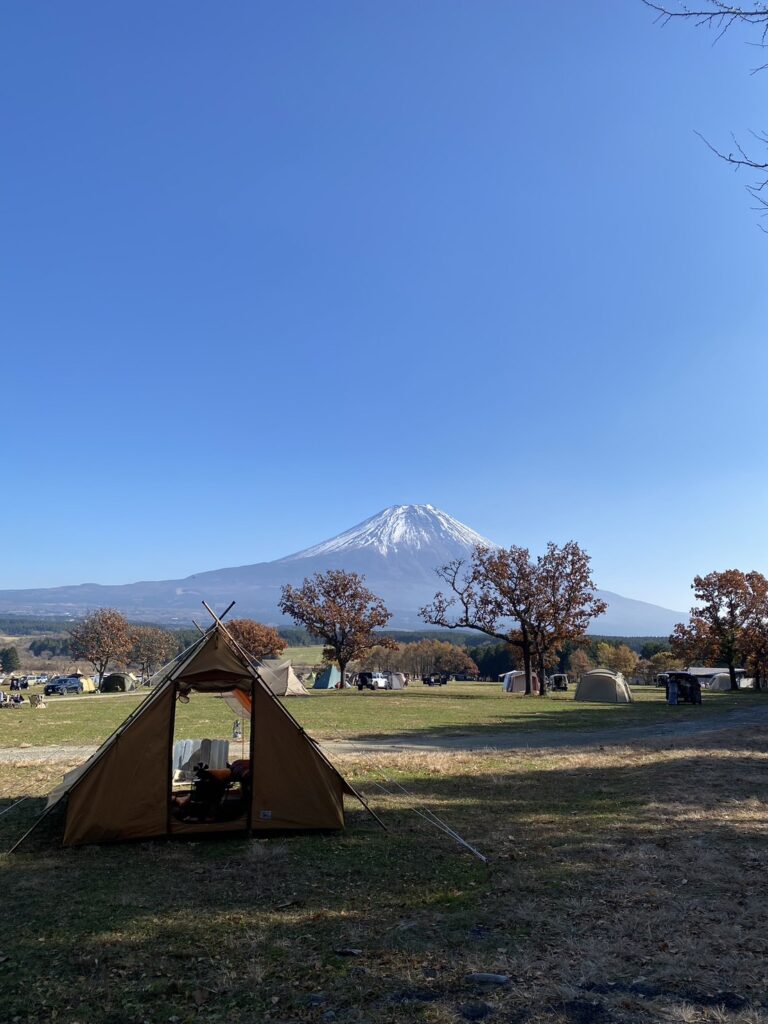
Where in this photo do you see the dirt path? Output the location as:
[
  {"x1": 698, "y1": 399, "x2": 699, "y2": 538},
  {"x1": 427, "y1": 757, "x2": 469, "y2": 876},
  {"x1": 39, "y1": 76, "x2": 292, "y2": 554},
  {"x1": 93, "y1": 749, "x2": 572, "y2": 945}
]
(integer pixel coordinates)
[
  {"x1": 321, "y1": 702, "x2": 768, "y2": 755},
  {"x1": 3, "y1": 703, "x2": 768, "y2": 764}
]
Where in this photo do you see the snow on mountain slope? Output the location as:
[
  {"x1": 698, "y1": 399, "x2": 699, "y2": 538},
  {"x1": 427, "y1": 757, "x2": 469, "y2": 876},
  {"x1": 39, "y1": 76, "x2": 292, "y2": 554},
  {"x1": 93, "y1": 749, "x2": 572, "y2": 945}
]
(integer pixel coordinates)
[
  {"x1": 278, "y1": 504, "x2": 493, "y2": 561},
  {"x1": 0, "y1": 503, "x2": 687, "y2": 634}
]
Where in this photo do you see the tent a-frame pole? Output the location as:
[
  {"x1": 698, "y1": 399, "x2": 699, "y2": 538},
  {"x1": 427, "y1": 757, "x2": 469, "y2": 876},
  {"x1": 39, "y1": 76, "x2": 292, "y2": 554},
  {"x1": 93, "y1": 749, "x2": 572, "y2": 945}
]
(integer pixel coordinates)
[
  {"x1": 9, "y1": 631, "x2": 213, "y2": 855},
  {"x1": 200, "y1": 602, "x2": 386, "y2": 831}
]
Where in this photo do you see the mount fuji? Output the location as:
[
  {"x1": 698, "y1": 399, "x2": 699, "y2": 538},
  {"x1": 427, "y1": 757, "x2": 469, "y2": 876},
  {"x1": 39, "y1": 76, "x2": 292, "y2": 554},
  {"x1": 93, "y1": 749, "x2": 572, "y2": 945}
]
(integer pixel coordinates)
[{"x1": 0, "y1": 504, "x2": 685, "y2": 635}]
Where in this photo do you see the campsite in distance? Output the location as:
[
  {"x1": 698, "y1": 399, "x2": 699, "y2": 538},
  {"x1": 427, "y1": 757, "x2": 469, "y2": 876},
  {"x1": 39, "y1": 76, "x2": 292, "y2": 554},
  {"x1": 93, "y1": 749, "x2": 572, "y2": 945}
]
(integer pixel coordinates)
[
  {"x1": 4, "y1": 3, "x2": 768, "y2": 1024},
  {"x1": 3, "y1": 506, "x2": 768, "y2": 1024}
]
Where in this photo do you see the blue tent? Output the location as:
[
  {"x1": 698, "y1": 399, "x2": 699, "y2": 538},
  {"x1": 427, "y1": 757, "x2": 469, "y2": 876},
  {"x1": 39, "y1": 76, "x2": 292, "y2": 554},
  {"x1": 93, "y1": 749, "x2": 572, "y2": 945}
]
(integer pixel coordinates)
[{"x1": 313, "y1": 665, "x2": 342, "y2": 689}]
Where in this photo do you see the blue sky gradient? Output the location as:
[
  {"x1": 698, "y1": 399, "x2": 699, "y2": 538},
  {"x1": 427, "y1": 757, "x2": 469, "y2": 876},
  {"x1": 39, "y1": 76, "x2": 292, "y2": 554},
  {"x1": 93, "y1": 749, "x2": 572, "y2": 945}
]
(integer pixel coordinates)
[{"x1": 3, "y1": 1, "x2": 767, "y2": 610}]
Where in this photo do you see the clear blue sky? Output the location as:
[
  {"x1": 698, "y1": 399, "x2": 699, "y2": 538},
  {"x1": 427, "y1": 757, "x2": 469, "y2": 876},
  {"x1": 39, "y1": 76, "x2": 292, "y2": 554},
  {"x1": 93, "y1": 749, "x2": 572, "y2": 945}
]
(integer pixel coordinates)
[{"x1": 3, "y1": 1, "x2": 767, "y2": 611}]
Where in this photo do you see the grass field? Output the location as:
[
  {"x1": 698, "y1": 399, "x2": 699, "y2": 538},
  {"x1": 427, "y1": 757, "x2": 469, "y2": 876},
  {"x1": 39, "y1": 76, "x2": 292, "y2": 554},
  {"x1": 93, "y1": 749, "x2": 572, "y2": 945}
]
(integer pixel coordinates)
[
  {"x1": 280, "y1": 644, "x2": 326, "y2": 665},
  {"x1": 0, "y1": 684, "x2": 764, "y2": 749},
  {"x1": 1, "y1": 724, "x2": 766, "y2": 1024}
]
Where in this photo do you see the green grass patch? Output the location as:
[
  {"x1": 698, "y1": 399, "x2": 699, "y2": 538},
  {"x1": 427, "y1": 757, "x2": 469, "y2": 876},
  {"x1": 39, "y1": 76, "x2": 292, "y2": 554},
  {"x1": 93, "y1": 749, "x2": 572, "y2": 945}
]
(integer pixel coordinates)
[
  {"x1": 279, "y1": 644, "x2": 325, "y2": 665},
  {"x1": 1, "y1": 684, "x2": 765, "y2": 749}
]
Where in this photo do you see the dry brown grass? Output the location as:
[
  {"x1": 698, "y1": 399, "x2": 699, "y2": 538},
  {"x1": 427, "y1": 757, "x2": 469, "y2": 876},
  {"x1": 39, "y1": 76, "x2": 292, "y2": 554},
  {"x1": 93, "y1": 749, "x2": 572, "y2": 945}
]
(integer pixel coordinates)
[{"x1": 1, "y1": 727, "x2": 767, "y2": 1023}]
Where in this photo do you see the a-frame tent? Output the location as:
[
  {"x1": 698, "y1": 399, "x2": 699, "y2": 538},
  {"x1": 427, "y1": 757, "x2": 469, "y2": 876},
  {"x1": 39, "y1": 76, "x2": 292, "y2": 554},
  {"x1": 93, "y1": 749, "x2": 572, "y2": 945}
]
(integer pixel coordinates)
[
  {"x1": 260, "y1": 659, "x2": 311, "y2": 697},
  {"x1": 314, "y1": 665, "x2": 342, "y2": 689},
  {"x1": 19, "y1": 619, "x2": 376, "y2": 848}
]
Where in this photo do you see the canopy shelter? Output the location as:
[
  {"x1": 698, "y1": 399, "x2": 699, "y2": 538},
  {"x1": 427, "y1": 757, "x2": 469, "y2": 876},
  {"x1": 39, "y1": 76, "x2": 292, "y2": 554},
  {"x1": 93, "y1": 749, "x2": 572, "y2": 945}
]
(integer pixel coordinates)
[
  {"x1": 260, "y1": 659, "x2": 310, "y2": 697},
  {"x1": 574, "y1": 670, "x2": 633, "y2": 704},
  {"x1": 16, "y1": 615, "x2": 377, "y2": 849}
]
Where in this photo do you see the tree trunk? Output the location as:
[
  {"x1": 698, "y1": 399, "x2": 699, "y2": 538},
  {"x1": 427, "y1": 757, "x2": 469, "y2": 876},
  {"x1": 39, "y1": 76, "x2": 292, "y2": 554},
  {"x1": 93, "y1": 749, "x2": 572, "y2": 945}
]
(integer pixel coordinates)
[
  {"x1": 522, "y1": 632, "x2": 532, "y2": 695},
  {"x1": 538, "y1": 651, "x2": 548, "y2": 697},
  {"x1": 728, "y1": 656, "x2": 738, "y2": 692}
]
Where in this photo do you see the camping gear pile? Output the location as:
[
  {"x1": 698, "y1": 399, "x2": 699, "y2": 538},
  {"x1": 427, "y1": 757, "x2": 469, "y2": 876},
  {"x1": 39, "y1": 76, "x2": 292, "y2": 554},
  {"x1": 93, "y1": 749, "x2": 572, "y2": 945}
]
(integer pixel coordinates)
[
  {"x1": 664, "y1": 672, "x2": 702, "y2": 705},
  {"x1": 0, "y1": 691, "x2": 25, "y2": 708}
]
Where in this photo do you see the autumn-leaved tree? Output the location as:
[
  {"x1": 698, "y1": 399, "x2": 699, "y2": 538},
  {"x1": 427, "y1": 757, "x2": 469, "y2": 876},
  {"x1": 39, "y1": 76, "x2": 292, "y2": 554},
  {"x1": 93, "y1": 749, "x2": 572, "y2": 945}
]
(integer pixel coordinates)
[
  {"x1": 568, "y1": 647, "x2": 594, "y2": 681},
  {"x1": 527, "y1": 542, "x2": 607, "y2": 690},
  {"x1": 421, "y1": 542, "x2": 605, "y2": 695},
  {"x1": 69, "y1": 609, "x2": 134, "y2": 685},
  {"x1": 742, "y1": 605, "x2": 768, "y2": 690},
  {"x1": 355, "y1": 639, "x2": 479, "y2": 678},
  {"x1": 671, "y1": 571, "x2": 768, "y2": 690},
  {"x1": 649, "y1": 650, "x2": 683, "y2": 675},
  {"x1": 669, "y1": 616, "x2": 720, "y2": 668},
  {"x1": 129, "y1": 626, "x2": 177, "y2": 681},
  {"x1": 225, "y1": 619, "x2": 288, "y2": 662},
  {"x1": 596, "y1": 642, "x2": 640, "y2": 678},
  {"x1": 420, "y1": 547, "x2": 539, "y2": 693},
  {"x1": 279, "y1": 570, "x2": 394, "y2": 687}
]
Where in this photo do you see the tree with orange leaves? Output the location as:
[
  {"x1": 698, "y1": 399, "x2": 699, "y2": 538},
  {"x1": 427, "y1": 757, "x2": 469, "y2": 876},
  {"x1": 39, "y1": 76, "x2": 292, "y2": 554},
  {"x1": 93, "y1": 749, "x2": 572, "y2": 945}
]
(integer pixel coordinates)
[
  {"x1": 225, "y1": 619, "x2": 287, "y2": 662},
  {"x1": 279, "y1": 570, "x2": 394, "y2": 688},
  {"x1": 672, "y1": 571, "x2": 768, "y2": 690},
  {"x1": 421, "y1": 542, "x2": 606, "y2": 695}
]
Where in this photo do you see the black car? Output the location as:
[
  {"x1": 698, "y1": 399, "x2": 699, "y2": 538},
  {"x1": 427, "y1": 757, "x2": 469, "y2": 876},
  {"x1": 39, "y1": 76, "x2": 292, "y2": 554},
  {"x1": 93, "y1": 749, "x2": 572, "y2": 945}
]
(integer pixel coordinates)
[
  {"x1": 44, "y1": 677, "x2": 82, "y2": 696},
  {"x1": 422, "y1": 673, "x2": 449, "y2": 687}
]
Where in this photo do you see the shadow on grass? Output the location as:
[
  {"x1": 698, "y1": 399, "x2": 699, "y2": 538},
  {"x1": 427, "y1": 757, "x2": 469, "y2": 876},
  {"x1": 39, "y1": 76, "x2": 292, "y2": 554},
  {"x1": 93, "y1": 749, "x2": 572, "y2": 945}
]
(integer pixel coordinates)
[
  {"x1": 1, "y1": 729, "x2": 767, "y2": 1023},
  {"x1": 341, "y1": 695, "x2": 768, "y2": 745}
]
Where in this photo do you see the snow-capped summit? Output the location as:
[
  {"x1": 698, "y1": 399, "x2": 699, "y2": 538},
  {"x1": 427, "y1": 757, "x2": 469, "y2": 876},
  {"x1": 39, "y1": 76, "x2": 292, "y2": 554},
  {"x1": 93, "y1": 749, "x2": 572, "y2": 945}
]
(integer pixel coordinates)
[
  {"x1": 0, "y1": 502, "x2": 688, "y2": 634},
  {"x1": 279, "y1": 504, "x2": 494, "y2": 561}
]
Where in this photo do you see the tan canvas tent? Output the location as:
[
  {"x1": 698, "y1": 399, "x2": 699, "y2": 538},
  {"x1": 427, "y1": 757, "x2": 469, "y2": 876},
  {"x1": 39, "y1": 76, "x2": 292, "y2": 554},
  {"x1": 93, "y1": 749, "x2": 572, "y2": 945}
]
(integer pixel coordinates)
[
  {"x1": 260, "y1": 659, "x2": 310, "y2": 697},
  {"x1": 19, "y1": 620, "x2": 374, "y2": 848},
  {"x1": 574, "y1": 670, "x2": 633, "y2": 704}
]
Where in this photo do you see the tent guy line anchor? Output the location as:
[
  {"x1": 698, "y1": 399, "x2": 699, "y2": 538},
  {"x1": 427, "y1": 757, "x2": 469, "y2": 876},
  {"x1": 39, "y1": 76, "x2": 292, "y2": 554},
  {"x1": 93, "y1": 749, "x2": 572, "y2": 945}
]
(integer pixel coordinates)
[
  {"x1": 368, "y1": 778, "x2": 488, "y2": 864},
  {"x1": 0, "y1": 796, "x2": 29, "y2": 819},
  {"x1": 309, "y1": 722, "x2": 488, "y2": 863}
]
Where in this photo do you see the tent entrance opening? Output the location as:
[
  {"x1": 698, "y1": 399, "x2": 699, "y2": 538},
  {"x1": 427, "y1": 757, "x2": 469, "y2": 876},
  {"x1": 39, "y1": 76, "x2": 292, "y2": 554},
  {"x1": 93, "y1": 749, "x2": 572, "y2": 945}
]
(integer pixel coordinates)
[{"x1": 169, "y1": 686, "x2": 252, "y2": 834}]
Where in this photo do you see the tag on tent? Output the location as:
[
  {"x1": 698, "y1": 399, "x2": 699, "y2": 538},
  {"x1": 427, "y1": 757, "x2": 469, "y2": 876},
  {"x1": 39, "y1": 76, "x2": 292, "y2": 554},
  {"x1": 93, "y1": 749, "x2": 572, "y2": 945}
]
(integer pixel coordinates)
[{"x1": 259, "y1": 810, "x2": 272, "y2": 820}]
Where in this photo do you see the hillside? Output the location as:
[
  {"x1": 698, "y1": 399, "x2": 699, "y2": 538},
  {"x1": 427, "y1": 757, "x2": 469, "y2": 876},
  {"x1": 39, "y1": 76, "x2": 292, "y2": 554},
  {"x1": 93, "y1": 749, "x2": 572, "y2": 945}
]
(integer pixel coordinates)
[{"x1": 0, "y1": 504, "x2": 686, "y2": 634}]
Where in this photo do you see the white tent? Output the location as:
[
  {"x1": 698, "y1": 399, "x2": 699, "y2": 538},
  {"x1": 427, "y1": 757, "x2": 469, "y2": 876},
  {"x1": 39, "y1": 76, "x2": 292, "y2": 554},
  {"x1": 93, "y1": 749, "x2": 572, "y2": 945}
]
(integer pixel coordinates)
[{"x1": 706, "y1": 672, "x2": 755, "y2": 691}]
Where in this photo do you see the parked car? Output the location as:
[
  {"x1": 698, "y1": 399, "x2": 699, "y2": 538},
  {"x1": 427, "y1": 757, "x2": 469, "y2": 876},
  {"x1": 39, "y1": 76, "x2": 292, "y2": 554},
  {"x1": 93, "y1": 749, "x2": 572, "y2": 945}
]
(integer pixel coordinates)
[
  {"x1": 422, "y1": 673, "x2": 449, "y2": 686},
  {"x1": 357, "y1": 672, "x2": 389, "y2": 691},
  {"x1": 44, "y1": 676, "x2": 83, "y2": 696},
  {"x1": 9, "y1": 677, "x2": 29, "y2": 691},
  {"x1": 550, "y1": 673, "x2": 569, "y2": 691}
]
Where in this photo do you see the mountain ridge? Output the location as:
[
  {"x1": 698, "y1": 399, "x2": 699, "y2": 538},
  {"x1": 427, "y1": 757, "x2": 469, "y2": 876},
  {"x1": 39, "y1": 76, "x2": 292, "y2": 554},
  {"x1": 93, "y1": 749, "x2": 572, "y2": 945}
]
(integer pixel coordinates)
[{"x1": 0, "y1": 504, "x2": 686, "y2": 635}]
